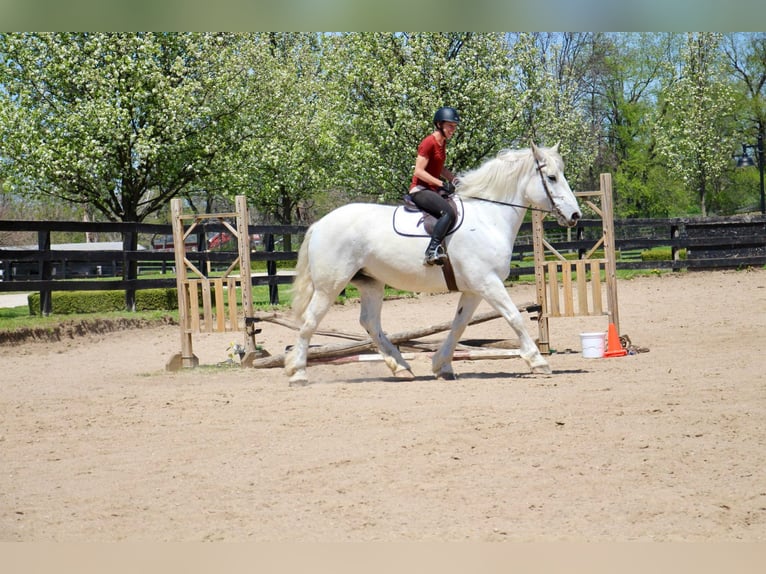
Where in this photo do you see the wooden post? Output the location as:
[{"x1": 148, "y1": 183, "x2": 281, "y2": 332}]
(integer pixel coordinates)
[
  {"x1": 122, "y1": 230, "x2": 137, "y2": 312},
  {"x1": 532, "y1": 211, "x2": 550, "y2": 353},
  {"x1": 37, "y1": 230, "x2": 52, "y2": 317},
  {"x1": 265, "y1": 233, "x2": 278, "y2": 305},
  {"x1": 600, "y1": 173, "x2": 620, "y2": 334},
  {"x1": 236, "y1": 196, "x2": 259, "y2": 364},
  {"x1": 169, "y1": 198, "x2": 198, "y2": 369}
]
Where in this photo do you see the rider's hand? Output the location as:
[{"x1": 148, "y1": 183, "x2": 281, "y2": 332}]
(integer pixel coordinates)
[{"x1": 441, "y1": 180, "x2": 456, "y2": 195}]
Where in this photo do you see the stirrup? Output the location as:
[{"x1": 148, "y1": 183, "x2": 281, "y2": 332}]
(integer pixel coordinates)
[{"x1": 424, "y1": 244, "x2": 447, "y2": 266}]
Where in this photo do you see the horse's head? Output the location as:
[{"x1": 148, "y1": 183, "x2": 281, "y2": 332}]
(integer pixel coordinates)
[{"x1": 529, "y1": 143, "x2": 581, "y2": 227}]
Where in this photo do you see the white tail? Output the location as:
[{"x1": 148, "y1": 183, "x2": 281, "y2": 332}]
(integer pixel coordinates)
[{"x1": 289, "y1": 225, "x2": 314, "y2": 322}]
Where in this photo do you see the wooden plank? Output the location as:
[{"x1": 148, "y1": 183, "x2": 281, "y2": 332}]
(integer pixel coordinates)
[
  {"x1": 584, "y1": 235, "x2": 606, "y2": 260},
  {"x1": 547, "y1": 261, "x2": 560, "y2": 317},
  {"x1": 531, "y1": 210, "x2": 550, "y2": 353},
  {"x1": 201, "y1": 278, "x2": 213, "y2": 333},
  {"x1": 214, "y1": 278, "x2": 226, "y2": 332},
  {"x1": 171, "y1": 198, "x2": 194, "y2": 365},
  {"x1": 601, "y1": 173, "x2": 621, "y2": 330},
  {"x1": 236, "y1": 196, "x2": 256, "y2": 351},
  {"x1": 227, "y1": 277, "x2": 238, "y2": 330},
  {"x1": 576, "y1": 260, "x2": 588, "y2": 315},
  {"x1": 177, "y1": 211, "x2": 239, "y2": 221},
  {"x1": 188, "y1": 279, "x2": 200, "y2": 332},
  {"x1": 562, "y1": 262, "x2": 574, "y2": 316},
  {"x1": 591, "y1": 260, "x2": 603, "y2": 315}
]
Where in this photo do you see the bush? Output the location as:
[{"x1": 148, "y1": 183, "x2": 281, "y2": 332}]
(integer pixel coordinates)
[
  {"x1": 28, "y1": 288, "x2": 178, "y2": 315},
  {"x1": 641, "y1": 247, "x2": 687, "y2": 261}
]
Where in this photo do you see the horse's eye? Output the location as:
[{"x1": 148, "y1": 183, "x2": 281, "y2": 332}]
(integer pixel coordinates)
[{"x1": 547, "y1": 174, "x2": 557, "y2": 183}]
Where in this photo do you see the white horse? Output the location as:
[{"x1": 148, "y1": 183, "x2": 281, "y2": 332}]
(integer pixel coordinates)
[{"x1": 285, "y1": 143, "x2": 581, "y2": 385}]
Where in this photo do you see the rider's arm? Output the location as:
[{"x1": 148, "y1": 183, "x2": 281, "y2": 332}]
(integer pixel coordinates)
[{"x1": 413, "y1": 154, "x2": 444, "y2": 188}]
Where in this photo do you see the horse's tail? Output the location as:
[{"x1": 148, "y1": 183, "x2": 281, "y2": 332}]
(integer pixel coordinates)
[{"x1": 289, "y1": 224, "x2": 315, "y2": 322}]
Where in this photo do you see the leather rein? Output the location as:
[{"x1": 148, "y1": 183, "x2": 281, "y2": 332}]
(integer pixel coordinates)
[{"x1": 457, "y1": 156, "x2": 563, "y2": 219}]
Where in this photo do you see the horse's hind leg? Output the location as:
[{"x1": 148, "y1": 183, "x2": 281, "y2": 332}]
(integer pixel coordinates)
[
  {"x1": 353, "y1": 276, "x2": 415, "y2": 380},
  {"x1": 431, "y1": 292, "x2": 483, "y2": 380},
  {"x1": 284, "y1": 289, "x2": 336, "y2": 386}
]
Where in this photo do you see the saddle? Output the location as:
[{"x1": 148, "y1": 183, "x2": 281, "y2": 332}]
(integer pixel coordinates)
[
  {"x1": 391, "y1": 192, "x2": 464, "y2": 292},
  {"x1": 392, "y1": 193, "x2": 463, "y2": 237}
]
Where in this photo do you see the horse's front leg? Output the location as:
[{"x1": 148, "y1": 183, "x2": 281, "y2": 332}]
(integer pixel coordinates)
[
  {"x1": 431, "y1": 292, "x2": 483, "y2": 380},
  {"x1": 480, "y1": 280, "x2": 551, "y2": 374},
  {"x1": 354, "y1": 277, "x2": 414, "y2": 380}
]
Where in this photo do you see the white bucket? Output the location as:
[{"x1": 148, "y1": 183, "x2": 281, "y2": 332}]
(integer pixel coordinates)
[{"x1": 580, "y1": 332, "x2": 606, "y2": 358}]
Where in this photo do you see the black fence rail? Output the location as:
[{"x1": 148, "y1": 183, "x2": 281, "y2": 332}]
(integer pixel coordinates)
[
  {"x1": 509, "y1": 213, "x2": 766, "y2": 275},
  {"x1": 0, "y1": 219, "x2": 307, "y2": 313},
  {"x1": 1, "y1": 214, "x2": 764, "y2": 313}
]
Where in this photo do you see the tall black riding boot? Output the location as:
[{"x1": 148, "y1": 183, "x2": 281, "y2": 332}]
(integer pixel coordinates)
[
  {"x1": 424, "y1": 237, "x2": 447, "y2": 266},
  {"x1": 424, "y1": 212, "x2": 452, "y2": 266}
]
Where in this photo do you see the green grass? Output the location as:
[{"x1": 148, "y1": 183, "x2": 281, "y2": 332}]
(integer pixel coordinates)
[
  {"x1": 0, "y1": 283, "x2": 415, "y2": 332},
  {"x1": 0, "y1": 305, "x2": 178, "y2": 331},
  {"x1": 5, "y1": 257, "x2": 760, "y2": 333}
]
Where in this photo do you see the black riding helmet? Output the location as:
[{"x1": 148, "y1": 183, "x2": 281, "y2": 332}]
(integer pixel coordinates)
[{"x1": 433, "y1": 106, "x2": 460, "y2": 126}]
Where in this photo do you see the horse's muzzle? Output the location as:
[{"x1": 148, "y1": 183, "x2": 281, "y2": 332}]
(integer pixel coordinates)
[{"x1": 557, "y1": 209, "x2": 581, "y2": 228}]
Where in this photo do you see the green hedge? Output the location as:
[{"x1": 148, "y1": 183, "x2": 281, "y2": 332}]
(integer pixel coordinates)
[
  {"x1": 28, "y1": 288, "x2": 178, "y2": 315},
  {"x1": 641, "y1": 247, "x2": 687, "y2": 261}
]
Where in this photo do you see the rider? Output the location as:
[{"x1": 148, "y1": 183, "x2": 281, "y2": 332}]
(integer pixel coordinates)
[{"x1": 409, "y1": 106, "x2": 459, "y2": 266}]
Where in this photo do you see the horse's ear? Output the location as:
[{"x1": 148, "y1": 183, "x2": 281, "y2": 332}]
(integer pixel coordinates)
[
  {"x1": 531, "y1": 141, "x2": 540, "y2": 159},
  {"x1": 552, "y1": 141, "x2": 560, "y2": 153}
]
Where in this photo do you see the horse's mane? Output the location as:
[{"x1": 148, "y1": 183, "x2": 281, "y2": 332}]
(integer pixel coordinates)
[{"x1": 455, "y1": 146, "x2": 561, "y2": 200}]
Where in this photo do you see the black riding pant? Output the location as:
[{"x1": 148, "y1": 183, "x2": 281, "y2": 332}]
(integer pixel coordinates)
[{"x1": 410, "y1": 189, "x2": 455, "y2": 241}]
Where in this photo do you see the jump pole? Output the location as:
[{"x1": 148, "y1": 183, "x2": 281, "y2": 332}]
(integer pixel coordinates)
[{"x1": 250, "y1": 304, "x2": 536, "y2": 369}]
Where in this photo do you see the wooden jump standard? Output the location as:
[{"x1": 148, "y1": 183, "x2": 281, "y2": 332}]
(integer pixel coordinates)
[
  {"x1": 165, "y1": 195, "x2": 260, "y2": 371},
  {"x1": 533, "y1": 173, "x2": 621, "y2": 354}
]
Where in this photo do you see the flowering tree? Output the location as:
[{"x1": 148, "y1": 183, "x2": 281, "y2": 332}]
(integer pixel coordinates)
[
  {"x1": 510, "y1": 32, "x2": 598, "y2": 192},
  {"x1": 0, "y1": 33, "x2": 256, "y2": 222},
  {"x1": 323, "y1": 33, "x2": 523, "y2": 204},
  {"x1": 212, "y1": 33, "x2": 342, "y2": 225},
  {"x1": 653, "y1": 33, "x2": 737, "y2": 216}
]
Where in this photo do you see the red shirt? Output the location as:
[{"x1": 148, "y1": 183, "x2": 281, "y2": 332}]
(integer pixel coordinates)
[{"x1": 410, "y1": 134, "x2": 446, "y2": 191}]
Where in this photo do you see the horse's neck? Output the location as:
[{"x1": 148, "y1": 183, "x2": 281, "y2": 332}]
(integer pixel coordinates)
[
  {"x1": 500, "y1": 174, "x2": 533, "y2": 239},
  {"x1": 468, "y1": 194, "x2": 528, "y2": 241}
]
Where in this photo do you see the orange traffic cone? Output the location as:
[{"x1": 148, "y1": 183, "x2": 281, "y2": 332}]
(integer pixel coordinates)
[{"x1": 604, "y1": 323, "x2": 627, "y2": 358}]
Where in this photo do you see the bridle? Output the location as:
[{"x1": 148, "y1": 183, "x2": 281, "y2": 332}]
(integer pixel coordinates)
[{"x1": 459, "y1": 155, "x2": 564, "y2": 218}]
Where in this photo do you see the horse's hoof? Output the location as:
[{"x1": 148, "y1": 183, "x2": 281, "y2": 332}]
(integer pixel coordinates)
[
  {"x1": 531, "y1": 364, "x2": 552, "y2": 375},
  {"x1": 394, "y1": 369, "x2": 415, "y2": 380},
  {"x1": 288, "y1": 372, "x2": 310, "y2": 386},
  {"x1": 435, "y1": 371, "x2": 458, "y2": 381}
]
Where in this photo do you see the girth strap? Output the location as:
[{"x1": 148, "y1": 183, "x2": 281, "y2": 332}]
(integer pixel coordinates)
[{"x1": 441, "y1": 256, "x2": 458, "y2": 292}]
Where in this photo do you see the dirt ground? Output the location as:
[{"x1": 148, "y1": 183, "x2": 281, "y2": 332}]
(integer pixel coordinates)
[{"x1": 1, "y1": 268, "x2": 765, "y2": 542}]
